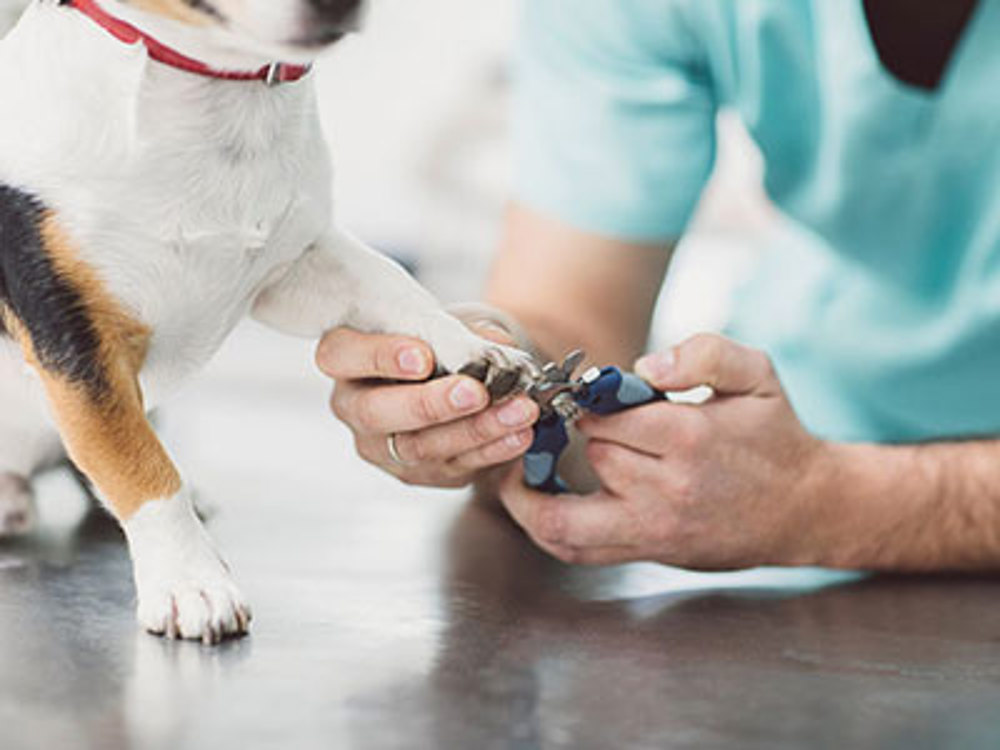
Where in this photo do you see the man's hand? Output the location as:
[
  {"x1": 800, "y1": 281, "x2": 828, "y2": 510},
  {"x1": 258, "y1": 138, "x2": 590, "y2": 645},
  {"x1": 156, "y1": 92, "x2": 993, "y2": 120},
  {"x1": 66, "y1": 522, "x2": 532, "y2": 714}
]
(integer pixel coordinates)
[
  {"x1": 317, "y1": 328, "x2": 540, "y2": 488},
  {"x1": 499, "y1": 334, "x2": 830, "y2": 570}
]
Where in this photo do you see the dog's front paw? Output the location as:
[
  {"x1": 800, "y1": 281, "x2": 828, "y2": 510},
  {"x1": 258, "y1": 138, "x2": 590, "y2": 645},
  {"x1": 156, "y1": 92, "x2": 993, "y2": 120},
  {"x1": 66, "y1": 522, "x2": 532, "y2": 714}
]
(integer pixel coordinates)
[
  {"x1": 0, "y1": 472, "x2": 36, "y2": 537},
  {"x1": 136, "y1": 564, "x2": 251, "y2": 645},
  {"x1": 456, "y1": 343, "x2": 540, "y2": 401},
  {"x1": 417, "y1": 313, "x2": 539, "y2": 400},
  {"x1": 125, "y1": 494, "x2": 251, "y2": 644}
]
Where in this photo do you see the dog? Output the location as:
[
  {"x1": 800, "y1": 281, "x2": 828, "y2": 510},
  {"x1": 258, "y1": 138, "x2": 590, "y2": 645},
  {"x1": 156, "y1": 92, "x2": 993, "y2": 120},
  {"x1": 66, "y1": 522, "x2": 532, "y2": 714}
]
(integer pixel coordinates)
[{"x1": 0, "y1": 0, "x2": 533, "y2": 643}]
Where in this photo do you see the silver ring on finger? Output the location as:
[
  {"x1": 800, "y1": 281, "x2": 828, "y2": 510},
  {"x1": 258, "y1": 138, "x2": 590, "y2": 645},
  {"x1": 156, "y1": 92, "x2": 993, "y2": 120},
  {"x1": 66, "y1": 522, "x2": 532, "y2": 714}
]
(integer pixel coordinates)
[{"x1": 386, "y1": 432, "x2": 410, "y2": 468}]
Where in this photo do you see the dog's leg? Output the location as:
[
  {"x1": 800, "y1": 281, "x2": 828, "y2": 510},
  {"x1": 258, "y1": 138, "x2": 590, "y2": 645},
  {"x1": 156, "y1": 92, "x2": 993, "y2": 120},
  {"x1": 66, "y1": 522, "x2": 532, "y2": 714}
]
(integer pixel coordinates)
[
  {"x1": 253, "y1": 229, "x2": 537, "y2": 388},
  {"x1": 2, "y1": 208, "x2": 249, "y2": 643},
  {"x1": 16, "y1": 313, "x2": 250, "y2": 643}
]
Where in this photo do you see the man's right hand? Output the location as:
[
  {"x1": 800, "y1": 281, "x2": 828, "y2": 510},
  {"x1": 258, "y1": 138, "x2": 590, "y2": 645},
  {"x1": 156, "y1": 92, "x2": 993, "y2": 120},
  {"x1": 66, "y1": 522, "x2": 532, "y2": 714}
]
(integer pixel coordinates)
[{"x1": 316, "y1": 328, "x2": 541, "y2": 488}]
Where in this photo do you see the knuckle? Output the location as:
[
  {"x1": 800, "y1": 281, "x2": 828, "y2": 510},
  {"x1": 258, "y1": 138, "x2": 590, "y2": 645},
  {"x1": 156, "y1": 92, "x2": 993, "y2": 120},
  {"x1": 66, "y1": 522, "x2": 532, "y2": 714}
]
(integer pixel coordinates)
[
  {"x1": 466, "y1": 411, "x2": 500, "y2": 445},
  {"x1": 479, "y1": 436, "x2": 525, "y2": 467},
  {"x1": 693, "y1": 334, "x2": 725, "y2": 373},
  {"x1": 757, "y1": 351, "x2": 778, "y2": 380},
  {"x1": 396, "y1": 432, "x2": 426, "y2": 463},
  {"x1": 319, "y1": 329, "x2": 363, "y2": 375},
  {"x1": 671, "y1": 472, "x2": 698, "y2": 507},
  {"x1": 587, "y1": 441, "x2": 626, "y2": 479},
  {"x1": 395, "y1": 471, "x2": 421, "y2": 487},
  {"x1": 353, "y1": 393, "x2": 382, "y2": 433},
  {"x1": 676, "y1": 416, "x2": 709, "y2": 453},
  {"x1": 315, "y1": 333, "x2": 343, "y2": 374},
  {"x1": 439, "y1": 463, "x2": 471, "y2": 486},
  {"x1": 412, "y1": 386, "x2": 447, "y2": 425},
  {"x1": 374, "y1": 343, "x2": 400, "y2": 379},
  {"x1": 329, "y1": 384, "x2": 353, "y2": 421},
  {"x1": 690, "y1": 332, "x2": 723, "y2": 353},
  {"x1": 329, "y1": 389, "x2": 344, "y2": 419},
  {"x1": 355, "y1": 436, "x2": 380, "y2": 465}
]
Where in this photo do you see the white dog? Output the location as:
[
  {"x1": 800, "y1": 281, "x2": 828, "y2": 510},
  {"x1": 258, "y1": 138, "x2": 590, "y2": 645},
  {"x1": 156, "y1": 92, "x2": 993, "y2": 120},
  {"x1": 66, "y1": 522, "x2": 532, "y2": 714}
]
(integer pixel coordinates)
[{"x1": 0, "y1": 0, "x2": 532, "y2": 643}]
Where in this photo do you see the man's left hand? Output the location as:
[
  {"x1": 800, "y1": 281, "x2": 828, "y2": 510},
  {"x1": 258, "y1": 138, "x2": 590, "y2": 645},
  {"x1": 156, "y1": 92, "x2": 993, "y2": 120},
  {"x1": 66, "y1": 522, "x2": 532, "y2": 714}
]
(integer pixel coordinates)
[{"x1": 499, "y1": 334, "x2": 832, "y2": 570}]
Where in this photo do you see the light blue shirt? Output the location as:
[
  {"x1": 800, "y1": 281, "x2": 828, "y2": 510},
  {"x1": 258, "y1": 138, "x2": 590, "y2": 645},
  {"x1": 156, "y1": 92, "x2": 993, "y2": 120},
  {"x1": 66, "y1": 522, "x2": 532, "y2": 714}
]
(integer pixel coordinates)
[{"x1": 513, "y1": 0, "x2": 1000, "y2": 443}]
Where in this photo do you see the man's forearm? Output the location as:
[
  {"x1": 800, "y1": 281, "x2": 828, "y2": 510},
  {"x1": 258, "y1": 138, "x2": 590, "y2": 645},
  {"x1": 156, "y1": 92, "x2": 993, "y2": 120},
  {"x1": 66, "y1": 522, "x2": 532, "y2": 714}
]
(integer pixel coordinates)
[
  {"x1": 484, "y1": 203, "x2": 674, "y2": 370},
  {"x1": 802, "y1": 439, "x2": 1000, "y2": 571}
]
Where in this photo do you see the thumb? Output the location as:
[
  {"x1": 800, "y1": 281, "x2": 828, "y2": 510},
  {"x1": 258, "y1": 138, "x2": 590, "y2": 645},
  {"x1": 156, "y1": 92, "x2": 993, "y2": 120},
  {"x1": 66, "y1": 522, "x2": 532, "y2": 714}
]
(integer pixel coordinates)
[{"x1": 635, "y1": 334, "x2": 779, "y2": 397}]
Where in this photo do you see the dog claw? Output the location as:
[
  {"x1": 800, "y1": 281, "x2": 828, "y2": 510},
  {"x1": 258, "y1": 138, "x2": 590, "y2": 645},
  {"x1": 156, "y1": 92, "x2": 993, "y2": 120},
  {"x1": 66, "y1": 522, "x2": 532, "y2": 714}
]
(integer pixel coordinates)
[
  {"x1": 458, "y1": 360, "x2": 490, "y2": 382},
  {"x1": 456, "y1": 344, "x2": 538, "y2": 404},
  {"x1": 139, "y1": 582, "x2": 251, "y2": 645},
  {"x1": 488, "y1": 368, "x2": 521, "y2": 400}
]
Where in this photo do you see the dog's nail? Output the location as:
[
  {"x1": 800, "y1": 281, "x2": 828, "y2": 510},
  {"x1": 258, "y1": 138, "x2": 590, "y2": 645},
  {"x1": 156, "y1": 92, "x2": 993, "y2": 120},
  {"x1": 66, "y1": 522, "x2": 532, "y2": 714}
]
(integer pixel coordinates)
[
  {"x1": 458, "y1": 361, "x2": 490, "y2": 383},
  {"x1": 488, "y1": 369, "x2": 520, "y2": 400}
]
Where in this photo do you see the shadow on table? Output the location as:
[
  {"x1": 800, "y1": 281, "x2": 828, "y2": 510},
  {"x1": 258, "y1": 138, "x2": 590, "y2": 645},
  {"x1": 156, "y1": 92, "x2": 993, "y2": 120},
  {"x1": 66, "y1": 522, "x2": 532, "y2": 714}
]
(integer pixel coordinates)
[{"x1": 358, "y1": 499, "x2": 1000, "y2": 750}]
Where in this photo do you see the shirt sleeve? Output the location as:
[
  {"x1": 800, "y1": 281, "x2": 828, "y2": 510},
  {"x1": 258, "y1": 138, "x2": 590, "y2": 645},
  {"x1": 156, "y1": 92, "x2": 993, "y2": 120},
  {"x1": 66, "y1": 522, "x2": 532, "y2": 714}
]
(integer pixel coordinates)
[{"x1": 512, "y1": 0, "x2": 718, "y2": 243}]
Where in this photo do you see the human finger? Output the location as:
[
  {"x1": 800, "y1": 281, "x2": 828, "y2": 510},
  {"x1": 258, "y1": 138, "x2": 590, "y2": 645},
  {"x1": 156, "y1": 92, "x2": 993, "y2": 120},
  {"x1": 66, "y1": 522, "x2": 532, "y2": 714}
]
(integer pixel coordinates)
[
  {"x1": 576, "y1": 402, "x2": 703, "y2": 458},
  {"x1": 332, "y1": 375, "x2": 489, "y2": 435},
  {"x1": 635, "y1": 334, "x2": 779, "y2": 397},
  {"x1": 316, "y1": 327, "x2": 436, "y2": 381},
  {"x1": 584, "y1": 439, "x2": 666, "y2": 498},
  {"x1": 446, "y1": 429, "x2": 536, "y2": 474},
  {"x1": 498, "y1": 466, "x2": 641, "y2": 550},
  {"x1": 391, "y1": 396, "x2": 539, "y2": 464}
]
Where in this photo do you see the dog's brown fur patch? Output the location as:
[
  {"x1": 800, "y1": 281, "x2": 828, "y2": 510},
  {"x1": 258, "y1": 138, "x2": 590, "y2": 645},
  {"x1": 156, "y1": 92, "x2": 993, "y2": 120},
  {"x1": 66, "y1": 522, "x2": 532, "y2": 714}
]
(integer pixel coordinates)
[{"x1": 9, "y1": 215, "x2": 181, "y2": 520}]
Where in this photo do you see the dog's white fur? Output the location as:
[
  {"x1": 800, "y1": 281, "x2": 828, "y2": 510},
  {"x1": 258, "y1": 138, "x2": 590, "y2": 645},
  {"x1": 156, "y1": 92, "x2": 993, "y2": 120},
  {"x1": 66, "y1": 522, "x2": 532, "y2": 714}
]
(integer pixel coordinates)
[{"x1": 0, "y1": 0, "x2": 529, "y2": 641}]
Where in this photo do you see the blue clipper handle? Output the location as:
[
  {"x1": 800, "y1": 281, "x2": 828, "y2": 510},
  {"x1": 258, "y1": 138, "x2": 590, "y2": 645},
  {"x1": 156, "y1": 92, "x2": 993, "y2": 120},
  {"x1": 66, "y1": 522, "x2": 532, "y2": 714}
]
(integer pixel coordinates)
[
  {"x1": 523, "y1": 367, "x2": 666, "y2": 494},
  {"x1": 524, "y1": 412, "x2": 570, "y2": 494},
  {"x1": 574, "y1": 366, "x2": 666, "y2": 415}
]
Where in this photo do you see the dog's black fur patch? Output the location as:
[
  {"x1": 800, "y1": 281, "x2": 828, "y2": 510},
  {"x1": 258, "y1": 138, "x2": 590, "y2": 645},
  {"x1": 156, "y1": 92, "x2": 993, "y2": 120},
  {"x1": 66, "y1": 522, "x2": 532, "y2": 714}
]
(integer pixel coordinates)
[{"x1": 0, "y1": 183, "x2": 107, "y2": 395}]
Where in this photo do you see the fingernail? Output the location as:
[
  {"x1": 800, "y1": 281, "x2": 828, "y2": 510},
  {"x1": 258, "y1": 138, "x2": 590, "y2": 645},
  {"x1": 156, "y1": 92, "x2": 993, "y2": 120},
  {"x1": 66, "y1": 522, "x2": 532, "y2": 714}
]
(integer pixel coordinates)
[
  {"x1": 636, "y1": 350, "x2": 676, "y2": 382},
  {"x1": 397, "y1": 347, "x2": 428, "y2": 376},
  {"x1": 450, "y1": 381, "x2": 486, "y2": 411},
  {"x1": 497, "y1": 398, "x2": 534, "y2": 427},
  {"x1": 505, "y1": 430, "x2": 531, "y2": 449}
]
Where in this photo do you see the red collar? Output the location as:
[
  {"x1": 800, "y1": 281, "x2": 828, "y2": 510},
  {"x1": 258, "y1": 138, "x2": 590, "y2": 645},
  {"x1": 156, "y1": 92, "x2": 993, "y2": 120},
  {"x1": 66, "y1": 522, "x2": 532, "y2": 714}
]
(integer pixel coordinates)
[{"x1": 63, "y1": 0, "x2": 311, "y2": 85}]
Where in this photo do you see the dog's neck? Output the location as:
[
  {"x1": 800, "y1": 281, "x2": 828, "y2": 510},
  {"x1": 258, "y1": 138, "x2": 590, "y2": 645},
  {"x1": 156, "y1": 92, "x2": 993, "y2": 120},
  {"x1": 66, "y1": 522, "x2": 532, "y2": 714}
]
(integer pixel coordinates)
[
  {"x1": 81, "y1": 0, "x2": 317, "y2": 76},
  {"x1": 62, "y1": 0, "x2": 310, "y2": 85},
  {"x1": 61, "y1": 0, "x2": 319, "y2": 156}
]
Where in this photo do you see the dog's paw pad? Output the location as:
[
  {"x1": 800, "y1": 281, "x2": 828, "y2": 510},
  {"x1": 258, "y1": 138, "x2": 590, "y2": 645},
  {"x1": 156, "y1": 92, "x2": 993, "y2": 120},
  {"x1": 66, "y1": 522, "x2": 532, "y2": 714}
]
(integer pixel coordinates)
[
  {"x1": 0, "y1": 473, "x2": 36, "y2": 537},
  {"x1": 137, "y1": 574, "x2": 251, "y2": 644}
]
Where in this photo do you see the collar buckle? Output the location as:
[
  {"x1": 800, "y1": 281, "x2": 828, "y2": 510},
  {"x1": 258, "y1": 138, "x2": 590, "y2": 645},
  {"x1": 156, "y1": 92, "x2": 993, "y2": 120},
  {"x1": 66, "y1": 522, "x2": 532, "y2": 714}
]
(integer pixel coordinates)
[{"x1": 264, "y1": 62, "x2": 285, "y2": 87}]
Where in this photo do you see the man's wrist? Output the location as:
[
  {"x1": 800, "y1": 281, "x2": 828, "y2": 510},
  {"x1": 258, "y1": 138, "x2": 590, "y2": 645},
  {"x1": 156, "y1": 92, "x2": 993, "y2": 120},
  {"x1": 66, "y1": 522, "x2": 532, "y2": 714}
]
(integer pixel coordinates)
[
  {"x1": 773, "y1": 438, "x2": 902, "y2": 569},
  {"x1": 771, "y1": 438, "x2": 845, "y2": 568}
]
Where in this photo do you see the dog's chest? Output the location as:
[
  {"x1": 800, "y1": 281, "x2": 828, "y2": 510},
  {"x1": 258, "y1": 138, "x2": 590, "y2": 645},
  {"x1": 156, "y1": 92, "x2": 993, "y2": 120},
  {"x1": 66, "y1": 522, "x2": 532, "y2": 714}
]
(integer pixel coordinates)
[
  {"x1": 110, "y1": 141, "x2": 330, "y2": 404},
  {"x1": 68, "y1": 94, "x2": 333, "y2": 404}
]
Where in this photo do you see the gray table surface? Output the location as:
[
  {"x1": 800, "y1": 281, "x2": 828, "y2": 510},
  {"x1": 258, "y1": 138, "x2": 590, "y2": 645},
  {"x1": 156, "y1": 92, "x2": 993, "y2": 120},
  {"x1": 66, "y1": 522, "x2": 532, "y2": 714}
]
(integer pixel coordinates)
[{"x1": 2, "y1": 371, "x2": 999, "y2": 750}]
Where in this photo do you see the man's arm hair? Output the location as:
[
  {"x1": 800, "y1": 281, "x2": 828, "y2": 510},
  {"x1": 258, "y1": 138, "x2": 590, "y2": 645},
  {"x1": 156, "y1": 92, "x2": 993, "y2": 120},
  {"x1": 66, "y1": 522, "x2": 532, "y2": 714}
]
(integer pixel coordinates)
[{"x1": 801, "y1": 439, "x2": 1000, "y2": 571}]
